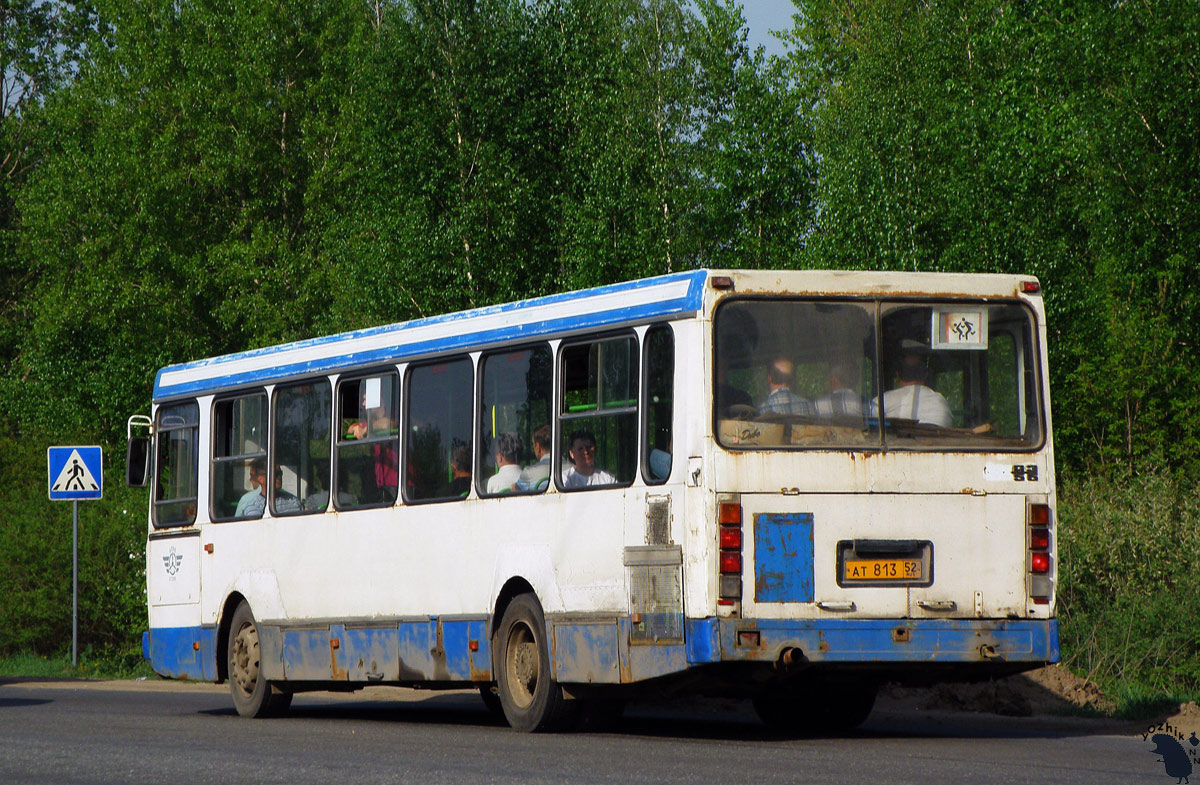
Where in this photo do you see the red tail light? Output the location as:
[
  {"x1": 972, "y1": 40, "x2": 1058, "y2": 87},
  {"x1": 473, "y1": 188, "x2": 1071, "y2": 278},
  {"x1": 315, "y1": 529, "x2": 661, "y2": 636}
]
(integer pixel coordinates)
[
  {"x1": 1030, "y1": 552, "x2": 1050, "y2": 574},
  {"x1": 720, "y1": 551, "x2": 742, "y2": 575},
  {"x1": 1028, "y1": 502, "x2": 1053, "y2": 604},
  {"x1": 718, "y1": 500, "x2": 743, "y2": 606}
]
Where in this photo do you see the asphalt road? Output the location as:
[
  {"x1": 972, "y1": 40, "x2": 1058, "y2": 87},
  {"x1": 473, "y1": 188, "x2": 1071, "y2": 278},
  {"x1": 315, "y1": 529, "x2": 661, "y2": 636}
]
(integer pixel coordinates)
[{"x1": 0, "y1": 680, "x2": 1169, "y2": 785}]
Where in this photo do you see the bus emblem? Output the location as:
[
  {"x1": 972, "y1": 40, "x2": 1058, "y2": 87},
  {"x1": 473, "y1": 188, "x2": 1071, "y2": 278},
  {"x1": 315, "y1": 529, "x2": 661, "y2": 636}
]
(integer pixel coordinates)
[{"x1": 163, "y1": 547, "x2": 184, "y2": 577}]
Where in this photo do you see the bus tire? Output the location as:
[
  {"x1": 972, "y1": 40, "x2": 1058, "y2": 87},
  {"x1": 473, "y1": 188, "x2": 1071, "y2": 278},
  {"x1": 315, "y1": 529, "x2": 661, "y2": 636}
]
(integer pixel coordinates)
[
  {"x1": 227, "y1": 601, "x2": 292, "y2": 718},
  {"x1": 494, "y1": 593, "x2": 577, "y2": 732}
]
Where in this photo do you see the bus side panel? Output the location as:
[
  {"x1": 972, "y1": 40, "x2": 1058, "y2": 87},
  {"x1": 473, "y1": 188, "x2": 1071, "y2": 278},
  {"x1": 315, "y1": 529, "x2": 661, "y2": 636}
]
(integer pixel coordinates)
[{"x1": 262, "y1": 617, "x2": 493, "y2": 683}]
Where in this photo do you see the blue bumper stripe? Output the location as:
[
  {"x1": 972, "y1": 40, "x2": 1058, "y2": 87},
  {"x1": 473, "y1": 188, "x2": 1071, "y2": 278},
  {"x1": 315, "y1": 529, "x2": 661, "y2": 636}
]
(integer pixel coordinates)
[{"x1": 687, "y1": 618, "x2": 1059, "y2": 665}]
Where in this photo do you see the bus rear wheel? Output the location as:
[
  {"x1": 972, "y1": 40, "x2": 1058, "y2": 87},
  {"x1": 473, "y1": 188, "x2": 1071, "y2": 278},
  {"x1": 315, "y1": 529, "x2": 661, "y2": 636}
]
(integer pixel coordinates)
[
  {"x1": 227, "y1": 601, "x2": 292, "y2": 718},
  {"x1": 494, "y1": 594, "x2": 577, "y2": 732}
]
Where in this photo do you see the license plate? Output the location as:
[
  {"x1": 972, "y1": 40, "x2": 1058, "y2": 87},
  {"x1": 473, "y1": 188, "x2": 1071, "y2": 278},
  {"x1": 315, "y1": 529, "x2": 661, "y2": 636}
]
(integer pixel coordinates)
[{"x1": 842, "y1": 558, "x2": 924, "y2": 582}]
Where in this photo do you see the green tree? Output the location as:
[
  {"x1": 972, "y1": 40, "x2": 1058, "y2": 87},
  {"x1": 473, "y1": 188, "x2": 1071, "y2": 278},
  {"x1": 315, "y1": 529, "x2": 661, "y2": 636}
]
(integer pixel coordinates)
[
  {"x1": 1, "y1": 1, "x2": 91, "y2": 384},
  {"x1": 785, "y1": 0, "x2": 1200, "y2": 476}
]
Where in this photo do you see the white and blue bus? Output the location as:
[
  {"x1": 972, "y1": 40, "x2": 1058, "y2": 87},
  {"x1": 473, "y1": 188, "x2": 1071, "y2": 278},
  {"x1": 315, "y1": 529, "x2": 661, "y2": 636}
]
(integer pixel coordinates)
[{"x1": 128, "y1": 269, "x2": 1057, "y2": 732}]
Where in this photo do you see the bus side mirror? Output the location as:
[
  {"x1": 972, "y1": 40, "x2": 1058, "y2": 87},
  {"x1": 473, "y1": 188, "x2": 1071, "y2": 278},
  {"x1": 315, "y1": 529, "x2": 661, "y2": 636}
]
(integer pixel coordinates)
[
  {"x1": 127, "y1": 414, "x2": 153, "y2": 488},
  {"x1": 127, "y1": 437, "x2": 150, "y2": 488}
]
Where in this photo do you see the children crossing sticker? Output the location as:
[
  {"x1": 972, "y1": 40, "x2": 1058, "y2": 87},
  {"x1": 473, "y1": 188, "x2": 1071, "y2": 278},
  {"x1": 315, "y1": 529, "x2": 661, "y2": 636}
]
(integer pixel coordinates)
[{"x1": 48, "y1": 446, "x2": 103, "y2": 501}]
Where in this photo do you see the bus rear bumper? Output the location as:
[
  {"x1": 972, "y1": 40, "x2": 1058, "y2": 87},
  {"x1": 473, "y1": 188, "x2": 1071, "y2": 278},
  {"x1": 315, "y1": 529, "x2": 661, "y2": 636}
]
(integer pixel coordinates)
[{"x1": 686, "y1": 617, "x2": 1059, "y2": 667}]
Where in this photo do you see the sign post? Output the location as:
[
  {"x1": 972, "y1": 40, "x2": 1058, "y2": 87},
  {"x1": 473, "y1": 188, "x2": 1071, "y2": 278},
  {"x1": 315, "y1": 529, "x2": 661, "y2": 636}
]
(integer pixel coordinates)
[{"x1": 47, "y1": 446, "x2": 103, "y2": 667}]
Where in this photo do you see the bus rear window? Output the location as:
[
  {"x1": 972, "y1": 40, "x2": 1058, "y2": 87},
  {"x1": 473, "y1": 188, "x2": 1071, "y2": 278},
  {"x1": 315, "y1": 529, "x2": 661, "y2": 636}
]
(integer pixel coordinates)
[{"x1": 714, "y1": 299, "x2": 1042, "y2": 451}]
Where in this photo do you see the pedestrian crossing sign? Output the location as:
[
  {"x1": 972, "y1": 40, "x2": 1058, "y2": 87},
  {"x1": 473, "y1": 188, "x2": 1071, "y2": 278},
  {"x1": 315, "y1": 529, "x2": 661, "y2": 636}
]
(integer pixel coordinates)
[{"x1": 48, "y1": 446, "x2": 104, "y2": 501}]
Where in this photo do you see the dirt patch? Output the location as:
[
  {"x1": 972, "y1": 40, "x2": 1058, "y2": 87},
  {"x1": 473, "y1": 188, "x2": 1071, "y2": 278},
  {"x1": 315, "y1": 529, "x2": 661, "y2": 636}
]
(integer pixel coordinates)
[
  {"x1": 883, "y1": 666, "x2": 1200, "y2": 737},
  {"x1": 882, "y1": 664, "x2": 1114, "y2": 718}
]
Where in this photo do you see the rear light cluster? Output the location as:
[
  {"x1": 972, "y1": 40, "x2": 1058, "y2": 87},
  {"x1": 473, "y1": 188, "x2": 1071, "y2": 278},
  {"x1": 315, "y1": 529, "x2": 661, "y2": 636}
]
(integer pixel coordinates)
[
  {"x1": 1028, "y1": 502, "x2": 1053, "y2": 605},
  {"x1": 718, "y1": 501, "x2": 743, "y2": 606}
]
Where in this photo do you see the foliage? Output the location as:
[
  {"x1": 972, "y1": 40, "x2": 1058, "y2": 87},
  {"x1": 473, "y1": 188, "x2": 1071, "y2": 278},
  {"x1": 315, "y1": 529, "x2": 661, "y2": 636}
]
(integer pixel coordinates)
[
  {"x1": 1057, "y1": 472, "x2": 1200, "y2": 697},
  {"x1": 0, "y1": 435, "x2": 147, "y2": 658},
  {"x1": 785, "y1": 0, "x2": 1200, "y2": 477}
]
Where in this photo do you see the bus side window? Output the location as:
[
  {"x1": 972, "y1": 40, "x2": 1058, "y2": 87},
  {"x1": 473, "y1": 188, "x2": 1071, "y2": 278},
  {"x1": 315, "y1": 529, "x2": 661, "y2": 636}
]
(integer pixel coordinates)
[
  {"x1": 642, "y1": 325, "x2": 673, "y2": 484},
  {"x1": 335, "y1": 372, "x2": 399, "y2": 510},
  {"x1": 478, "y1": 344, "x2": 552, "y2": 497},
  {"x1": 405, "y1": 357, "x2": 474, "y2": 503},
  {"x1": 559, "y1": 335, "x2": 637, "y2": 490},
  {"x1": 154, "y1": 401, "x2": 199, "y2": 528},
  {"x1": 272, "y1": 380, "x2": 332, "y2": 516},
  {"x1": 211, "y1": 393, "x2": 267, "y2": 521}
]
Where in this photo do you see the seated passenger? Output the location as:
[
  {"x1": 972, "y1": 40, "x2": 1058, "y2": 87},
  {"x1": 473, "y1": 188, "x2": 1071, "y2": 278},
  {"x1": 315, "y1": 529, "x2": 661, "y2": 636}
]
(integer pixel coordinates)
[
  {"x1": 814, "y1": 361, "x2": 877, "y2": 419},
  {"x1": 437, "y1": 445, "x2": 472, "y2": 498},
  {"x1": 517, "y1": 425, "x2": 553, "y2": 491},
  {"x1": 757, "y1": 357, "x2": 814, "y2": 417},
  {"x1": 486, "y1": 432, "x2": 522, "y2": 494},
  {"x1": 234, "y1": 458, "x2": 267, "y2": 518},
  {"x1": 882, "y1": 340, "x2": 953, "y2": 427},
  {"x1": 562, "y1": 430, "x2": 617, "y2": 488},
  {"x1": 271, "y1": 467, "x2": 301, "y2": 513}
]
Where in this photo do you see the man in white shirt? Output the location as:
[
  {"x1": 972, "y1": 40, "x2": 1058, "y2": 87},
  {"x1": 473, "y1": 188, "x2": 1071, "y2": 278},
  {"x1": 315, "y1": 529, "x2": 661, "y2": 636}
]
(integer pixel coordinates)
[
  {"x1": 486, "y1": 432, "x2": 523, "y2": 494},
  {"x1": 882, "y1": 341, "x2": 952, "y2": 427},
  {"x1": 516, "y1": 425, "x2": 553, "y2": 491},
  {"x1": 562, "y1": 430, "x2": 617, "y2": 488}
]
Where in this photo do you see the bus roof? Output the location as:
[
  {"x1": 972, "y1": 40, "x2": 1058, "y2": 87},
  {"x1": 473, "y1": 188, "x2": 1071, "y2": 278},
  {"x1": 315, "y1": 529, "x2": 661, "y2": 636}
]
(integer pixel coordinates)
[{"x1": 154, "y1": 269, "x2": 708, "y2": 400}]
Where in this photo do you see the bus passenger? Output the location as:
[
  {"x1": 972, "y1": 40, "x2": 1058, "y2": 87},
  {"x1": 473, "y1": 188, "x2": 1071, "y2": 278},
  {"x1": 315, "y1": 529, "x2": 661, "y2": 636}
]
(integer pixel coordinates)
[
  {"x1": 883, "y1": 340, "x2": 952, "y2": 427},
  {"x1": 517, "y1": 425, "x2": 552, "y2": 490},
  {"x1": 438, "y1": 445, "x2": 472, "y2": 498},
  {"x1": 562, "y1": 430, "x2": 616, "y2": 488},
  {"x1": 487, "y1": 432, "x2": 522, "y2": 493},
  {"x1": 757, "y1": 357, "x2": 814, "y2": 417},
  {"x1": 814, "y1": 361, "x2": 877, "y2": 419},
  {"x1": 271, "y1": 467, "x2": 302, "y2": 513},
  {"x1": 234, "y1": 458, "x2": 267, "y2": 518}
]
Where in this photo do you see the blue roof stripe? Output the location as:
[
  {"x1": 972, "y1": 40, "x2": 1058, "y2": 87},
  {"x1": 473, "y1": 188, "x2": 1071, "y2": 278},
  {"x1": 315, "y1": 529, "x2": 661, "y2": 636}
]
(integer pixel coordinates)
[{"x1": 154, "y1": 270, "x2": 708, "y2": 400}]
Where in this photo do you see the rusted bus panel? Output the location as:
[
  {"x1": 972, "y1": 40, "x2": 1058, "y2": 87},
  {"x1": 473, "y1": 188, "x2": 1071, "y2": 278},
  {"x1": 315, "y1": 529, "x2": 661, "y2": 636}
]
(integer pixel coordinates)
[
  {"x1": 440, "y1": 618, "x2": 492, "y2": 682},
  {"x1": 753, "y1": 513, "x2": 814, "y2": 603},
  {"x1": 712, "y1": 618, "x2": 1059, "y2": 664},
  {"x1": 628, "y1": 643, "x2": 688, "y2": 681},
  {"x1": 552, "y1": 622, "x2": 621, "y2": 684},
  {"x1": 342, "y1": 625, "x2": 404, "y2": 682},
  {"x1": 705, "y1": 269, "x2": 1042, "y2": 302},
  {"x1": 142, "y1": 626, "x2": 218, "y2": 681},
  {"x1": 282, "y1": 627, "x2": 344, "y2": 681},
  {"x1": 264, "y1": 617, "x2": 492, "y2": 683},
  {"x1": 396, "y1": 619, "x2": 436, "y2": 680},
  {"x1": 257, "y1": 624, "x2": 285, "y2": 681},
  {"x1": 712, "y1": 450, "x2": 1054, "y2": 498}
]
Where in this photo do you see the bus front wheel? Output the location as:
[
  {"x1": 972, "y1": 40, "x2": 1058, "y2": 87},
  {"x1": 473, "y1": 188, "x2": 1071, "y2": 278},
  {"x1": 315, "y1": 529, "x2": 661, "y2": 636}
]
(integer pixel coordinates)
[
  {"x1": 494, "y1": 593, "x2": 577, "y2": 732},
  {"x1": 227, "y1": 601, "x2": 292, "y2": 718}
]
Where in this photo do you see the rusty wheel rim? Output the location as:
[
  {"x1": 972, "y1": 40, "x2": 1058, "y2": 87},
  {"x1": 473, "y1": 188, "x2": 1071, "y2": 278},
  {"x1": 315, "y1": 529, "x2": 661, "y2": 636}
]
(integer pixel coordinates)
[
  {"x1": 230, "y1": 622, "x2": 261, "y2": 698},
  {"x1": 505, "y1": 621, "x2": 538, "y2": 709}
]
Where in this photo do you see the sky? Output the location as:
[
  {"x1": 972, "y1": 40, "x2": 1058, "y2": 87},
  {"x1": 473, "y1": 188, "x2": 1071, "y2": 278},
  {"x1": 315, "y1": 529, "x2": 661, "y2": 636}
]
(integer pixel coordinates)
[{"x1": 739, "y1": 2, "x2": 797, "y2": 59}]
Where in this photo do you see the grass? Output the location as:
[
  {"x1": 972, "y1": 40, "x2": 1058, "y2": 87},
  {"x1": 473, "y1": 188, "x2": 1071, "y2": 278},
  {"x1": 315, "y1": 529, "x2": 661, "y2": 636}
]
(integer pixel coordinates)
[{"x1": 0, "y1": 649, "x2": 156, "y2": 681}]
